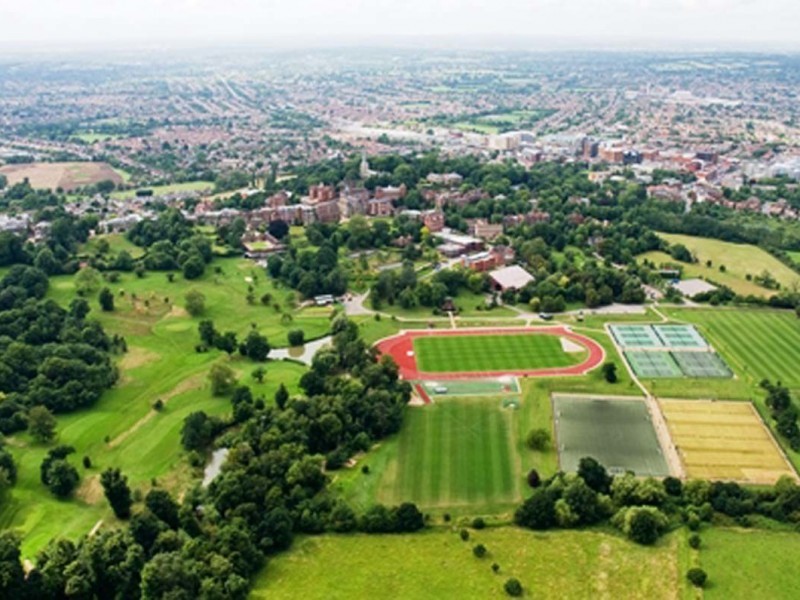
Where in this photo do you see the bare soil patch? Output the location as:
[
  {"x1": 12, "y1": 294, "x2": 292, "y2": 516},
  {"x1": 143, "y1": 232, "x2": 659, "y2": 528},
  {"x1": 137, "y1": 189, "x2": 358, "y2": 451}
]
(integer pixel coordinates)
[{"x1": 0, "y1": 162, "x2": 123, "y2": 191}]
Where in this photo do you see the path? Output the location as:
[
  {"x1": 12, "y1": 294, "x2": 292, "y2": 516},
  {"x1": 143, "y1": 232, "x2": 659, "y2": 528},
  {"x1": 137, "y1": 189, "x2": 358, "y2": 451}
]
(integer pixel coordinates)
[{"x1": 603, "y1": 323, "x2": 686, "y2": 479}]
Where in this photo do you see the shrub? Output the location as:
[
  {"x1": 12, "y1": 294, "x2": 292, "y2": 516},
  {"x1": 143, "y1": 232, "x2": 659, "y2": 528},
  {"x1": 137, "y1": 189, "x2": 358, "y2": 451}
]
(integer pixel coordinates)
[
  {"x1": 153, "y1": 399, "x2": 164, "y2": 411},
  {"x1": 602, "y1": 362, "x2": 618, "y2": 383},
  {"x1": 491, "y1": 563, "x2": 500, "y2": 574},
  {"x1": 361, "y1": 465, "x2": 370, "y2": 475},
  {"x1": 525, "y1": 428, "x2": 551, "y2": 451},
  {"x1": 688, "y1": 533, "x2": 701, "y2": 549},
  {"x1": 527, "y1": 468, "x2": 541, "y2": 488},
  {"x1": 473, "y1": 544, "x2": 487, "y2": 558},
  {"x1": 443, "y1": 513, "x2": 451, "y2": 522},
  {"x1": 82, "y1": 456, "x2": 92, "y2": 469},
  {"x1": 687, "y1": 568, "x2": 707, "y2": 588},
  {"x1": 472, "y1": 517, "x2": 486, "y2": 530},
  {"x1": 504, "y1": 578, "x2": 523, "y2": 597},
  {"x1": 459, "y1": 529, "x2": 469, "y2": 541}
]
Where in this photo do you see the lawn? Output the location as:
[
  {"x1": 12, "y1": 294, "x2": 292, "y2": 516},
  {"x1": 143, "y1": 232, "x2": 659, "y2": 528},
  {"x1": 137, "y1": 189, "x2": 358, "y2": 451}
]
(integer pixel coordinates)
[
  {"x1": 374, "y1": 397, "x2": 520, "y2": 510},
  {"x1": 414, "y1": 333, "x2": 582, "y2": 373},
  {"x1": 659, "y1": 399, "x2": 795, "y2": 484},
  {"x1": 1, "y1": 257, "x2": 321, "y2": 560},
  {"x1": 46, "y1": 257, "x2": 333, "y2": 345},
  {"x1": 251, "y1": 529, "x2": 680, "y2": 600},
  {"x1": 640, "y1": 232, "x2": 800, "y2": 297},
  {"x1": 110, "y1": 181, "x2": 213, "y2": 200},
  {"x1": 554, "y1": 396, "x2": 669, "y2": 477},
  {"x1": 666, "y1": 308, "x2": 800, "y2": 394},
  {"x1": 700, "y1": 528, "x2": 800, "y2": 599},
  {"x1": 79, "y1": 233, "x2": 146, "y2": 259}
]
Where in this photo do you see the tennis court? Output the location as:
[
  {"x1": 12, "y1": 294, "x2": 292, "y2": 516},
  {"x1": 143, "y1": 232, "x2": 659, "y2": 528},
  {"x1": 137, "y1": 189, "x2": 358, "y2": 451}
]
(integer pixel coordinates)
[
  {"x1": 672, "y1": 352, "x2": 732, "y2": 378},
  {"x1": 610, "y1": 325, "x2": 663, "y2": 349},
  {"x1": 624, "y1": 351, "x2": 682, "y2": 378},
  {"x1": 553, "y1": 395, "x2": 669, "y2": 477},
  {"x1": 653, "y1": 325, "x2": 708, "y2": 349}
]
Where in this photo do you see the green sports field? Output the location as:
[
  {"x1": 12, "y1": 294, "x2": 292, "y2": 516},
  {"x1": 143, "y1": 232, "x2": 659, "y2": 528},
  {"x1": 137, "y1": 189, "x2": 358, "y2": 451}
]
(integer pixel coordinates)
[
  {"x1": 553, "y1": 396, "x2": 669, "y2": 476},
  {"x1": 376, "y1": 397, "x2": 520, "y2": 509},
  {"x1": 413, "y1": 333, "x2": 581, "y2": 373},
  {"x1": 668, "y1": 309, "x2": 800, "y2": 393}
]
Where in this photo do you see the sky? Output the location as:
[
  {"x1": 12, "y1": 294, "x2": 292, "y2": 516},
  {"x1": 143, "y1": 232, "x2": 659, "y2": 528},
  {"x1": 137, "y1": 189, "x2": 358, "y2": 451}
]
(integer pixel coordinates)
[{"x1": 1, "y1": 0, "x2": 799, "y2": 51}]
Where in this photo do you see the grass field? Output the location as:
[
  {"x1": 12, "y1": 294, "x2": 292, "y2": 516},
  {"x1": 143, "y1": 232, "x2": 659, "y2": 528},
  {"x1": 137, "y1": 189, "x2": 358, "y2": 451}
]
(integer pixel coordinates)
[
  {"x1": 251, "y1": 529, "x2": 680, "y2": 600},
  {"x1": 659, "y1": 399, "x2": 795, "y2": 484},
  {"x1": 414, "y1": 333, "x2": 582, "y2": 373},
  {"x1": 110, "y1": 180, "x2": 213, "y2": 200},
  {"x1": 1, "y1": 257, "x2": 323, "y2": 560},
  {"x1": 639, "y1": 232, "x2": 800, "y2": 297},
  {"x1": 554, "y1": 396, "x2": 669, "y2": 476},
  {"x1": 701, "y1": 528, "x2": 800, "y2": 599},
  {"x1": 79, "y1": 233, "x2": 146, "y2": 259},
  {"x1": 0, "y1": 161, "x2": 126, "y2": 191},
  {"x1": 375, "y1": 397, "x2": 520, "y2": 509},
  {"x1": 666, "y1": 309, "x2": 800, "y2": 394},
  {"x1": 788, "y1": 250, "x2": 800, "y2": 265}
]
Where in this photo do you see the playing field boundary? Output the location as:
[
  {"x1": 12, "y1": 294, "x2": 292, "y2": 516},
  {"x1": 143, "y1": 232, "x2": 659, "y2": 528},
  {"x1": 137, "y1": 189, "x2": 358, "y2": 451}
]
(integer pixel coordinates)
[{"x1": 375, "y1": 326, "x2": 605, "y2": 380}]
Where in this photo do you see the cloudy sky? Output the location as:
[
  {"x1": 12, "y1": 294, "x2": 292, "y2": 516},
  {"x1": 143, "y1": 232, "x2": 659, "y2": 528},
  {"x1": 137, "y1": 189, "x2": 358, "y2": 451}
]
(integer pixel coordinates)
[{"x1": 2, "y1": 0, "x2": 798, "y2": 50}]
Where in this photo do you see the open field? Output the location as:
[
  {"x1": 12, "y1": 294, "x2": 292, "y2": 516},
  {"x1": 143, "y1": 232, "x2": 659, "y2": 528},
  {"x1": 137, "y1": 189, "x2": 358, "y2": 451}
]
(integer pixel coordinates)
[
  {"x1": 701, "y1": 528, "x2": 800, "y2": 599},
  {"x1": 414, "y1": 333, "x2": 582, "y2": 373},
  {"x1": 659, "y1": 399, "x2": 795, "y2": 484},
  {"x1": 554, "y1": 395, "x2": 669, "y2": 476},
  {"x1": 110, "y1": 180, "x2": 214, "y2": 200},
  {"x1": 639, "y1": 233, "x2": 800, "y2": 297},
  {"x1": 665, "y1": 308, "x2": 800, "y2": 394},
  {"x1": 788, "y1": 250, "x2": 800, "y2": 265},
  {"x1": 0, "y1": 257, "x2": 322, "y2": 560},
  {"x1": 375, "y1": 397, "x2": 519, "y2": 510},
  {"x1": 252, "y1": 529, "x2": 680, "y2": 600},
  {"x1": 46, "y1": 257, "x2": 333, "y2": 343},
  {"x1": 0, "y1": 161, "x2": 125, "y2": 191},
  {"x1": 79, "y1": 233, "x2": 146, "y2": 259}
]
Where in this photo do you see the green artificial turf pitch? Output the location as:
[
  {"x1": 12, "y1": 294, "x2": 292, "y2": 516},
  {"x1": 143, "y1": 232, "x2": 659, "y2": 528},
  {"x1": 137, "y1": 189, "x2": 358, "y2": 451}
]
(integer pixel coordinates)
[
  {"x1": 624, "y1": 351, "x2": 682, "y2": 378},
  {"x1": 653, "y1": 324, "x2": 708, "y2": 348},
  {"x1": 609, "y1": 325, "x2": 663, "y2": 349},
  {"x1": 553, "y1": 396, "x2": 669, "y2": 477},
  {"x1": 422, "y1": 377, "x2": 520, "y2": 396},
  {"x1": 671, "y1": 351, "x2": 731, "y2": 378},
  {"x1": 377, "y1": 397, "x2": 519, "y2": 508},
  {"x1": 413, "y1": 334, "x2": 578, "y2": 373}
]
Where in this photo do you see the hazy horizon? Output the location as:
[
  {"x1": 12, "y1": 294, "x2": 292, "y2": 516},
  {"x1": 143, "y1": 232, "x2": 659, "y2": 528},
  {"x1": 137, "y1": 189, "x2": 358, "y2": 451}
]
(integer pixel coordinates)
[{"x1": 2, "y1": 0, "x2": 800, "y2": 54}]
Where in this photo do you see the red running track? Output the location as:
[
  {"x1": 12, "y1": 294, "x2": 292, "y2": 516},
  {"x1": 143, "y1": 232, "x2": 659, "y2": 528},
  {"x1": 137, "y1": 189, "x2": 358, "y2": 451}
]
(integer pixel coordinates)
[{"x1": 375, "y1": 326, "x2": 605, "y2": 381}]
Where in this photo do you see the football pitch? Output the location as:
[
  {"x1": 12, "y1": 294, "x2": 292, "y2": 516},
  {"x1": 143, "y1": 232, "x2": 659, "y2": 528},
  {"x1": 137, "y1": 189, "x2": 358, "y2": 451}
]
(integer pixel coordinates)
[
  {"x1": 377, "y1": 397, "x2": 520, "y2": 508},
  {"x1": 553, "y1": 395, "x2": 669, "y2": 477},
  {"x1": 413, "y1": 333, "x2": 581, "y2": 373}
]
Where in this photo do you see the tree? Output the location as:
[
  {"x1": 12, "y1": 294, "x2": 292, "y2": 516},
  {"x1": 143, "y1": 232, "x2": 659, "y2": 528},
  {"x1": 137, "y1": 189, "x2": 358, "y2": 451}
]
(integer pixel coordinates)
[
  {"x1": 184, "y1": 290, "x2": 206, "y2": 316},
  {"x1": 209, "y1": 363, "x2": 237, "y2": 396},
  {"x1": 504, "y1": 578, "x2": 523, "y2": 597},
  {"x1": 394, "y1": 502, "x2": 424, "y2": 532},
  {"x1": 275, "y1": 383, "x2": 289, "y2": 409},
  {"x1": 526, "y1": 468, "x2": 541, "y2": 488},
  {"x1": 525, "y1": 428, "x2": 551, "y2": 451},
  {"x1": 99, "y1": 287, "x2": 115, "y2": 312},
  {"x1": 287, "y1": 329, "x2": 305, "y2": 347},
  {"x1": 75, "y1": 266, "x2": 101, "y2": 296},
  {"x1": 578, "y1": 457, "x2": 612, "y2": 494},
  {"x1": 268, "y1": 219, "x2": 289, "y2": 239},
  {"x1": 602, "y1": 362, "x2": 618, "y2": 383},
  {"x1": 100, "y1": 468, "x2": 132, "y2": 519},
  {"x1": 687, "y1": 568, "x2": 707, "y2": 588},
  {"x1": 0, "y1": 532, "x2": 25, "y2": 598},
  {"x1": 145, "y1": 489, "x2": 180, "y2": 529},
  {"x1": 198, "y1": 320, "x2": 217, "y2": 346},
  {"x1": 215, "y1": 331, "x2": 238, "y2": 355},
  {"x1": 182, "y1": 256, "x2": 205, "y2": 280},
  {"x1": 180, "y1": 411, "x2": 215, "y2": 451},
  {"x1": 240, "y1": 330, "x2": 270, "y2": 362},
  {"x1": 28, "y1": 406, "x2": 57, "y2": 443},
  {"x1": 622, "y1": 506, "x2": 668, "y2": 545},
  {"x1": 251, "y1": 366, "x2": 266, "y2": 383},
  {"x1": 44, "y1": 459, "x2": 79, "y2": 497},
  {"x1": 473, "y1": 544, "x2": 487, "y2": 558},
  {"x1": 514, "y1": 487, "x2": 557, "y2": 530}
]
